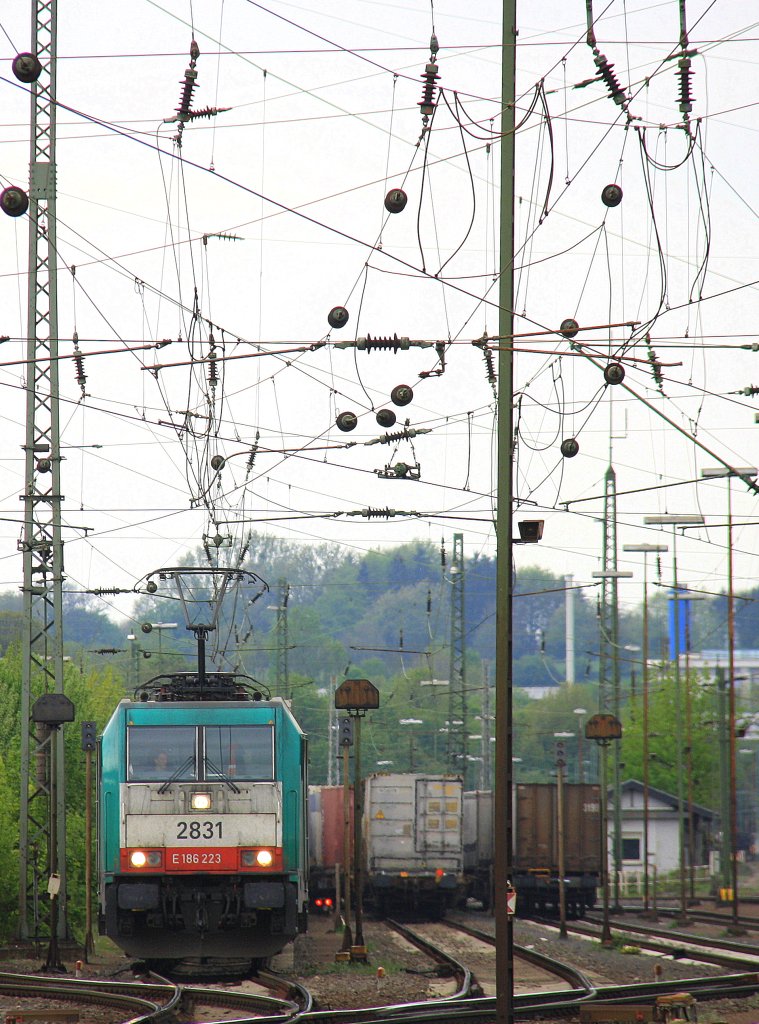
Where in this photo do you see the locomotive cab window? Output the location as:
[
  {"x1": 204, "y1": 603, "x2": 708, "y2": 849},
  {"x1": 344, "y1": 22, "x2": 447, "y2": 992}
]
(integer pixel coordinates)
[
  {"x1": 203, "y1": 724, "x2": 274, "y2": 780},
  {"x1": 128, "y1": 726, "x2": 198, "y2": 781}
]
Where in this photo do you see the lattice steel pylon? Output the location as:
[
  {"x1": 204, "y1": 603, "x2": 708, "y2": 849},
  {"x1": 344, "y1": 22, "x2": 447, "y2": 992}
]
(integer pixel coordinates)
[
  {"x1": 18, "y1": 0, "x2": 68, "y2": 941},
  {"x1": 447, "y1": 533, "x2": 467, "y2": 782},
  {"x1": 598, "y1": 463, "x2": 622, "y2": 910},
  {"x1": 597, "y1": 466, "x2": 617, "y2": 712}
]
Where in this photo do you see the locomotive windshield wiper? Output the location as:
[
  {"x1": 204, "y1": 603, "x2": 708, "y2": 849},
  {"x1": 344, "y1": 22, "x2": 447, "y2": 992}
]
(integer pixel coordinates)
[
  {"x1": 203, "y1": 756, "x2": 241, "y2": 793},
  {"x1": 158, "y1": 755, "x2": 196, "y2": 794}
]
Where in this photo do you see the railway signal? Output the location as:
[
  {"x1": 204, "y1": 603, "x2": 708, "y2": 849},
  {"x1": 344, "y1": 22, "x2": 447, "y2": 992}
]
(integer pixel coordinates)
[{"x1": 339, "y1": 717, "x2": 354, "y2": 747}]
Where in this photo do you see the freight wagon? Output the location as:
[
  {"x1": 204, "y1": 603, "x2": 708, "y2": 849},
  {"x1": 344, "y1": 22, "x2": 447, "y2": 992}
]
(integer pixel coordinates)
[
  {"x1": 308, "y1": 773, "x2": 466, "y2": 918},
  {"x1": 363, "y1": 772, "x2": 466, "y2": 917},
  {"x1": 463, "y1": 783, "x2": 601, "y2": 917},
  {"x1": 308, "y1": 784, "x2": 351, "y2": 912}
]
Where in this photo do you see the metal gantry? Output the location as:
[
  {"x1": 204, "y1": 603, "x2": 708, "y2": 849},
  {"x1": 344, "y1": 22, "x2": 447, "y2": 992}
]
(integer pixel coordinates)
[
  {"x1": 18, "y1": 0, "x2": 68, "y2": 941},
  {"x1": 447, "y1": 533, "x2": 467, "y2": 781}
]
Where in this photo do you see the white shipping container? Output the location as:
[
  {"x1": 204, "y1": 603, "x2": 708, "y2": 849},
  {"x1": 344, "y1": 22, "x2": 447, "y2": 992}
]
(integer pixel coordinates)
[{"x1": 363, "y1": 773, "x2": 463, "y2": 873}]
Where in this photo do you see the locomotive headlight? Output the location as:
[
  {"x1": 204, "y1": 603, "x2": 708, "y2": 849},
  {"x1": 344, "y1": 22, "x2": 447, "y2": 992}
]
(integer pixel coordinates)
[
  {"x1": 191, "y1": 792, "x2": 212, "y2": 811},
  {"x1": 130, "y1": 851, "x2": 148, "y2": 868},
  {"x1": 255, "y1": 849, "x2": 274, "y2": 868}
]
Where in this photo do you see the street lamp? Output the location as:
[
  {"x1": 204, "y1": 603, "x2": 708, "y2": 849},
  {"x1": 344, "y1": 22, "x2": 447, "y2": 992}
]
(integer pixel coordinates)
[
  {"x1": 592, "y1": 569, "x2": 633, "y2": 912},
  {"x1": 644, "y1": 514, "x2": 705, "y2": 922},
  {"x1": 701, "y1": 465, "x2": 757, "y2": 930},
  {"x1": 623, "y1": 542, "x2": 668, "y2": 915}
]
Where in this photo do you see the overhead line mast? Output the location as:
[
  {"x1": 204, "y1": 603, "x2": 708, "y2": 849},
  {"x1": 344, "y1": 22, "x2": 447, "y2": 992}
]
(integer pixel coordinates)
[
  {"x1": 18, "y1": 0, "x2": 69, "y2": 942},
  {"x1": 447, "y1": 533, "x2": 467, "y2": 782}
]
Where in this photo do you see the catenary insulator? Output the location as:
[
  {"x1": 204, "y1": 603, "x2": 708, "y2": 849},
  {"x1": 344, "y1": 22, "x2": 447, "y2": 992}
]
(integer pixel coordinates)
[
  {"x1": 12, "y1": 52, "x2": 42, "y2": 83},
  {"x1": 604, "y1": 362, "x2": 625, "y2": 385},
  {"x1": 358, "y1": 334, "x2": 410, "y2": 353},
  {"x1": 146, "y1": 581, "x2": 158, "y2": 593},
  {"x1": 390, "y1": 384, "x2": 414, "y2": 407},
  {"x1": 328, "y1": 306, "x2": 349, "y2": 329},
  {"x1": 72, "y1": 335, "x2": 86, "y2": 393},
  {"x1": 394, "y1": 462, "x2": 409, "y2": 477},
  {"x1": 208, "y1": 348, "x2": 218, "y2": 386},
  {"x1": 0, "y1": 186, "x2": 29, "y2": 218},
  {"x1": 593, "y1": 50, "x2": 626, "y2": 106},
  {"x1": 185, "y1": 105, "x2": 229, "y2": 121},
  {"x1": 482, "y1": 346, "x2": 496, "y2": 385},
  {"x1": 384, "y1": 188, "x2": 408, "y2": 214},
  {"x1": 210, "y1": 454, "x2": 225, "y2": 471},
  {"x1": 418, "y1": 60, "x2": 440, "y2": 119},
  {"x1": 677, "y1": 56, "x2": 694, "y2": 114},
  {"x1": 176, "y1": 67, "x2": 198, "y2": 121},
  {"x1": 560, "y1": 438, "x2": 580, "y2": 458},
  {"x1": 350, "y1": 507, "x2": 399, "y2": 519},
  {"x1": 36, "y1": 458, "x2": 51, "y2": 474},
  {"x1": 141, "y1": 622, "x2": 153, "y2": 634},
  {"x1": 376, "y1": 409, "x2": 396, "y2": 428},
  {"x1": 560, "y1": 318, "x2": 579, "y2": 339},
  {"x1": 601, "y1": 184, "x2": 623, "y2": 208},
  {"x1": 336, "y1": 411, "x2": 358, "y2": 432}
]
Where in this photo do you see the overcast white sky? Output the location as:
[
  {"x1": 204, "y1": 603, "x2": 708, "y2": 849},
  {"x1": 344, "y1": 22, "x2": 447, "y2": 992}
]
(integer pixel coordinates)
[{"x1": 1, "y1": 0, "x2": 759, "y2": 626}]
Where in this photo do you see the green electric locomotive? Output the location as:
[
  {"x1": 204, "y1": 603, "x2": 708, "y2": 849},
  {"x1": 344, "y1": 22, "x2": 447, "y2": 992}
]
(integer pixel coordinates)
[{"x1": 98, "y1": 671, "x2": 308, "y2": 963}]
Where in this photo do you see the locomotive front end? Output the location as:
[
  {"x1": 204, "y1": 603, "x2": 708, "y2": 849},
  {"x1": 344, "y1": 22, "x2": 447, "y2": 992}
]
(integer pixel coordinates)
[{"x1": 99, "y1": 696, "x2": 307, "y2": 961}]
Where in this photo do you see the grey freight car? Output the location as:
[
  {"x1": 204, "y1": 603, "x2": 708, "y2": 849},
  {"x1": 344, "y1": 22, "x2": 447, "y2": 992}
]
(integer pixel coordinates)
[
  {"x1": 463, "y1": 783, "x2": 601, "y2": 916},
  {"x1": 363, "y1": 773, "x2": 465, "y2": 917}
]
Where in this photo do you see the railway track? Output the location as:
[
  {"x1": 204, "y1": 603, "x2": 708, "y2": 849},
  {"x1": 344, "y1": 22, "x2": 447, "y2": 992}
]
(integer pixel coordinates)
[
  {"x1": 5, "y1": 913, "x2": 759, "y2": 1024},
  {"x1": 0, "y1": 965, "x2": 312, "y2": 1023},
  {"x1": 440, "y1": 917, "x2": 596, "y2": 999},
  {"x1": 582, "y1": 910, "x2": 759, "y2": 968}
]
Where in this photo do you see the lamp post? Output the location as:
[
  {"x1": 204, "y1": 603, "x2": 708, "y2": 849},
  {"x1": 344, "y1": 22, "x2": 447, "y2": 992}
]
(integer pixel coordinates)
[
  {"x1": 644, "y1": 514, "x2": 705, "y2": 922},
  {"x1": 700, "y1": 466, "x2": 757, "y2": 930},
  {"x1": 623, "y1": 542, "x2": 668, "y2": 915},
  {"x1": 592, "y1": 569, "x2": 633, "y2": 912}
]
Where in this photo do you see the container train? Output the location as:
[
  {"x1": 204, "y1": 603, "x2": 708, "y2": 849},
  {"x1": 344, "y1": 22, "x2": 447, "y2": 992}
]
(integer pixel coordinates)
[
  {"x1": 98, "y1": 671, "x2": 308, "y2": 962},
  {"x1": 309, "y1": 776, "x2": 601, "y2": 920}
]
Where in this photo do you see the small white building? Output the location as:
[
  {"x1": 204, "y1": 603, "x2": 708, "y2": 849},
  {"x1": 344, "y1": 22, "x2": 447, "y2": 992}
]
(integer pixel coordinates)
[{"x1": 607, "y1": 779, "x2": 716, "y2": 879}]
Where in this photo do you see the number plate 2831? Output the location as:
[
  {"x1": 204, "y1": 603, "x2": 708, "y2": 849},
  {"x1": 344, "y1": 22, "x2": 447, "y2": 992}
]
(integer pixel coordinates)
[{"x1": 176, "y1": 819, "x2": 223, "y2": 841}]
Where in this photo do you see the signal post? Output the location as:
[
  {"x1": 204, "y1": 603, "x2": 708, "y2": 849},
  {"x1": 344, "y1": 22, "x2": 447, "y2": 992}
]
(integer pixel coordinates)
[{"x1": 334, "y1": 678, "x2": 379, "y2": 964}]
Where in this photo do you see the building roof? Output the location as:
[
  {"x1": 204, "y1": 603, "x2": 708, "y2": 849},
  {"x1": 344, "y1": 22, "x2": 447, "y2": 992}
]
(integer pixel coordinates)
[{"x1": 611, "y1": 778, "x2": 716, "y2": 820}]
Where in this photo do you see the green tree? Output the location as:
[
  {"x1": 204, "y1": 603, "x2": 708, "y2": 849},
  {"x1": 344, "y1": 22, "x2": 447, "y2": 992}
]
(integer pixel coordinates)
[{"x1": 619, "y1": 666, "x2": 721, "y2": 813}]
